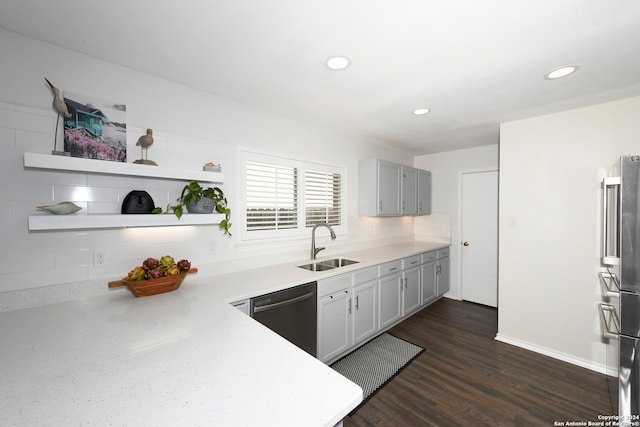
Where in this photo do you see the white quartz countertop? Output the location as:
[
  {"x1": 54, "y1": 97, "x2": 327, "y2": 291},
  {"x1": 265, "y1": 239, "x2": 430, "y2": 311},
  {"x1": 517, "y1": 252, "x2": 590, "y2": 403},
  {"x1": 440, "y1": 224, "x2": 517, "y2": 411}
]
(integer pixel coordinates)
[{"x1": 0, "y1": 241, "x2": 447, "y2": 426}]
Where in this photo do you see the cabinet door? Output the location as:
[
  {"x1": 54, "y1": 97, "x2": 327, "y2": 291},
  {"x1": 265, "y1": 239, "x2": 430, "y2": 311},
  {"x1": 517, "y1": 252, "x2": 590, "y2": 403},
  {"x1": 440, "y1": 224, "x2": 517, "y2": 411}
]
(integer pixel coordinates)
[
  {"x1": 378, "y1": 273, "x2": 402, "y2": 330},
  {"x1": 231, "y1": 299, "x2": 249, "y2": 315},
  {"x1": 422, "y1": 261, "x2": 437, "y2": 305},
  {"x1": 378, "y1": 161, "x2": 401, "y2": 216},
  {"x1": 437, "y1": 257, "x2": 450, "y2": 296},
  {"x1": 402, "y1": 266, "x2": 421, "y2": 315},
  {"x1": 417, "y1": 170, "x2": 432, "y2": 215},
  {"x1": 401, "y1": 166, "x2": 418, "y2": 215},
  {"x1": 318, "y1": 289, "x2": 351, "y2": 362},
  {"x1": 353, "y1": 280, "x2": 378, "y2": 346}
]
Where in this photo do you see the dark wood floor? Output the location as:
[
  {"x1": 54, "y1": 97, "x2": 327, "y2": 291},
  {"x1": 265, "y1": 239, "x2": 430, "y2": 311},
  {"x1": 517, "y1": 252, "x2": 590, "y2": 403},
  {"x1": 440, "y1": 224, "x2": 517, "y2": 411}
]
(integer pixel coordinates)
[{"x1": 344, "y1": 298, "x2": 613, "y2": 427}]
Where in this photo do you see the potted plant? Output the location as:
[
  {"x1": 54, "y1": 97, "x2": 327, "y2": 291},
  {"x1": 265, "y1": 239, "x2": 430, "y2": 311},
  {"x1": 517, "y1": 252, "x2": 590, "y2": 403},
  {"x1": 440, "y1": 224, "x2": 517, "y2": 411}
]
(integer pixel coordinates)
[{"x1": 172, "y1": 180, "x2": 232, "y2": 236}]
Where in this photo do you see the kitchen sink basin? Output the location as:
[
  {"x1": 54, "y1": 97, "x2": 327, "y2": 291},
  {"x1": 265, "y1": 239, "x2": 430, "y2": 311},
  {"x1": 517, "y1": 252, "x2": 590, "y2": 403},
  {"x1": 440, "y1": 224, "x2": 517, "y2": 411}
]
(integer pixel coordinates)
[
  {"x1": 298, "y1": 262, "x2": 336, "y2": 271},
  {"x1": 318, "y1": 258, "x2": 359, "y2": 268},
  {"x1": 297, "y1": 258, "x2": 359, "y2": 271}
]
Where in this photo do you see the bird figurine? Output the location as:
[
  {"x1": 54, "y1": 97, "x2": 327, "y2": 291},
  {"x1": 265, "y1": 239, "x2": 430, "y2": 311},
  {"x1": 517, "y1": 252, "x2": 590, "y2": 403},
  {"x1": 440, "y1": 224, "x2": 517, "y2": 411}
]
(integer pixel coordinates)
[
  {"x1": 134, "y1": 128, "x2": 157, "y2": 165},
  {"x1": 45, "y1": 78, "x2": 71, "y2": 118},
  {"x1": 45, "y1": 78, "x2": 71, "y2": 156}
]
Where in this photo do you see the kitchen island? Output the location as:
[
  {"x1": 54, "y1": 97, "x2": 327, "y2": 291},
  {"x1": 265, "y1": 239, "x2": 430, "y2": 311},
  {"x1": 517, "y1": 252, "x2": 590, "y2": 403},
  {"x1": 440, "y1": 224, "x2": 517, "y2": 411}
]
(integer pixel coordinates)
[{"x1": 0, "y1": 241, "x2": 446, "y2": 426}]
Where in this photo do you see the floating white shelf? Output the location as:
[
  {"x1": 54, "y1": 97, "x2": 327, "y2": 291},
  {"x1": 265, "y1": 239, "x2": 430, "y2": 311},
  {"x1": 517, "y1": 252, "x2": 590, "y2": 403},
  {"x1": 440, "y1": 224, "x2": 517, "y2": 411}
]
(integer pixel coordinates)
[
  {"x1": 28, "y1": 213, "x2": 225, "y2": 231},
  {"x1": 23, "y1": 152, "x2": 224, "y2": 183}
]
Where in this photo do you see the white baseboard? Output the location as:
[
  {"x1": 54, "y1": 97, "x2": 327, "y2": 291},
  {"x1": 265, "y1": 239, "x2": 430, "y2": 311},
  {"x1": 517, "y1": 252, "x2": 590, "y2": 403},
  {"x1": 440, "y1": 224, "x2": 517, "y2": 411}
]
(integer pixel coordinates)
[{"x1": 494, "y1": 333, "x2": 613, "y2": 376}]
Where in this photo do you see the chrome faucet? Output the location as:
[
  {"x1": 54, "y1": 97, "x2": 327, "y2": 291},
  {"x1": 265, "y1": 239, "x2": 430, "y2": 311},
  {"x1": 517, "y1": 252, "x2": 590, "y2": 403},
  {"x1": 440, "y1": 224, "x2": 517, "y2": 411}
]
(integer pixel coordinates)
[{"x1": 311, "y1": 223, "x2": 336, "y2": 260}]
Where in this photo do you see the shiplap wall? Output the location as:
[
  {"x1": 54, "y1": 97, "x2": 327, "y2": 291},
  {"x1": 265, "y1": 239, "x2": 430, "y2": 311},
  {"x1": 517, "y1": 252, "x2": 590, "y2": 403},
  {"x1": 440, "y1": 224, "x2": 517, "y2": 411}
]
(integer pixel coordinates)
[{"x1": 0, "y1": 29, "x2": 417, "y2": 311}]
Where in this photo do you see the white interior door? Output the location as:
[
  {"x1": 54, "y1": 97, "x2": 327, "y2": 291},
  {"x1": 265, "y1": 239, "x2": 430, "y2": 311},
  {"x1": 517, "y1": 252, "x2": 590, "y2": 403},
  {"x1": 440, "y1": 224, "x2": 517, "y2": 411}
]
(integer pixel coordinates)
[{"x1": 461, "y1": 170, "x2": 498, "y2": 307}]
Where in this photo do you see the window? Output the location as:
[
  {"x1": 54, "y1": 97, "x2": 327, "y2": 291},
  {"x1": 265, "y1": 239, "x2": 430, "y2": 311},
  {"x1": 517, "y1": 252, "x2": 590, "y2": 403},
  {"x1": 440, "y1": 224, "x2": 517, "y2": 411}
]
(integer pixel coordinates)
[
  {"x1": 245, "y1": 161, "x2": 298, "y2": 231},
  {"x1": 305, "y1": 170, "x2": 342, "y2": 227},
  {"x1": 241, "y1": 152, "x2": 344, "y2": 240}
]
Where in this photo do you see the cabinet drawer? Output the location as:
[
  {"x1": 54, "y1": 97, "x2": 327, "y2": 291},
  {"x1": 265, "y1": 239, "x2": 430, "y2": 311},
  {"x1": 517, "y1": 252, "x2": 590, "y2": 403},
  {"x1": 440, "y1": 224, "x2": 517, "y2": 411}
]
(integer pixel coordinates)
[
  {"x1": 437, "y1": 247, "x2": 450, "y2": 258},
  {"x1": 403, "y1": 255, "x2": 421, "y2": 269},
  {"x1": 353, "y1": 266, "x2": 377, "y2": 284},
  {"x1": 422, "y1": 250, "x2": 437, "y2": 263},
  {"x1": 379, "y1": 260, "x2": 402, "y2": 276},
  {"x1": 318, "y1": 273, "x2": 352, "y2": 297}
]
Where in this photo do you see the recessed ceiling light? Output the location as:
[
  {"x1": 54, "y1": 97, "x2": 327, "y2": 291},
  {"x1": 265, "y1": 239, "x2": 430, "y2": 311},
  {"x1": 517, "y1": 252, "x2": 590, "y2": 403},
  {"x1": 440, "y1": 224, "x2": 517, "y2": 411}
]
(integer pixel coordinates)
[
  {"x1": 412, "y1": 108, "x2": 430, "y2": 116},
  {"x1": 326, "y1": 56, "x2": 351, "y2": 71},
  {"x1": 544, "y1": 65, "x2": 579, "y2": 80}
]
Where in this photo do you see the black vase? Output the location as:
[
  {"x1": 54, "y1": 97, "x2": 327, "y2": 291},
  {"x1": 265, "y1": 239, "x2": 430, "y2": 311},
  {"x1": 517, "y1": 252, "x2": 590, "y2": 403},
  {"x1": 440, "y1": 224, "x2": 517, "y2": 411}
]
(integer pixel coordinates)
[{"x1": 121, "y1": 190, "x2": 155, "y2": 214}]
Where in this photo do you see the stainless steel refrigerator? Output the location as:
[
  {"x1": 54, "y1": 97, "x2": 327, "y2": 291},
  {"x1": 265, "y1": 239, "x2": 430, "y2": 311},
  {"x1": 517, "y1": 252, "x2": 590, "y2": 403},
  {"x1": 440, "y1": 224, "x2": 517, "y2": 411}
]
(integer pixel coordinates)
[{"x1": 600, "y1": 155, "x2": 640, "y2": 424}]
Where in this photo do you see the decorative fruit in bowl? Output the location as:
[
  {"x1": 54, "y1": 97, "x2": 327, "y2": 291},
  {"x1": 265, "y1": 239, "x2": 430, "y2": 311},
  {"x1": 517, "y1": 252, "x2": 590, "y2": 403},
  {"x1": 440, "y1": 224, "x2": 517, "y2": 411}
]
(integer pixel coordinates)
[{"x1": 110, "y1": 255, "x2": 197, "y2": 297}]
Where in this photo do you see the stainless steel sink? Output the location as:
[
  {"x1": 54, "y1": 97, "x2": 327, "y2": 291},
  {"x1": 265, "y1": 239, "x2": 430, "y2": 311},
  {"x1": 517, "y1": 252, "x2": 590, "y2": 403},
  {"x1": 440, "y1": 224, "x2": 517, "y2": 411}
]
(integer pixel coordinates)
[
  {"x1": 297, "y1": 258, "x2": 359, "y2": 271},
  {"x1": 318, "y1": 258, "x2": 359, "y2": 268},
  {"x1": 298, "y1": 262, "x2": 336, "y2": 271}
]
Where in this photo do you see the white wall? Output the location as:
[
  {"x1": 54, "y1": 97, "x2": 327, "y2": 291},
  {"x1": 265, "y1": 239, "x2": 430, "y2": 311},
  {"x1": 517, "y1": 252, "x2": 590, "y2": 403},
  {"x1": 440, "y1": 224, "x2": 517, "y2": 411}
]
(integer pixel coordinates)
[
  {"x1": 498, "y1": 95, "x2": 640, "y2": 372},
  {"x1": 0, "y1": 29, "x2": 415, "y2": 311},
  {"x1": 414, "y1": 144, "x2": 499, "y2": 299}
]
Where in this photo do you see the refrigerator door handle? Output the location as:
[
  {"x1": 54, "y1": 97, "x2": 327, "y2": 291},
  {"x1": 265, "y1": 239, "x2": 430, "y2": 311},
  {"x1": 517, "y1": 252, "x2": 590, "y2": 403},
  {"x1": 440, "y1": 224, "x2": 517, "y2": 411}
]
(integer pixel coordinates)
[
  {"x1": 599, "y1": 270, "x2": 620, "y2": 297},
  {"x1": 598, "y1": 303, "x2": 621, "y2": 340},
  {"x1": 602, "y1": 176, "x2": 621, "y2": 266}
]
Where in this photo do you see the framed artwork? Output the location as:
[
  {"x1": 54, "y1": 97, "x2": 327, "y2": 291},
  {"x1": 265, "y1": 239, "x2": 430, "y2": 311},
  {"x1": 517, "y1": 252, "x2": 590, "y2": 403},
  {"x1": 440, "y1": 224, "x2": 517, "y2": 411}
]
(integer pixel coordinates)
[{"x1": 63, "y1": 92, "x2": 127, "y2": 162}]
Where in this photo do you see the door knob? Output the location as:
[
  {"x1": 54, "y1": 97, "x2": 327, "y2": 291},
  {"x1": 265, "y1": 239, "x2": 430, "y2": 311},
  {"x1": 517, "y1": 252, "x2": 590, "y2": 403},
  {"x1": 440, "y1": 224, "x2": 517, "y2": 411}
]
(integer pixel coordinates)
[{"x1": 463, "y1": 241, "x2": 470, "y2": 246}]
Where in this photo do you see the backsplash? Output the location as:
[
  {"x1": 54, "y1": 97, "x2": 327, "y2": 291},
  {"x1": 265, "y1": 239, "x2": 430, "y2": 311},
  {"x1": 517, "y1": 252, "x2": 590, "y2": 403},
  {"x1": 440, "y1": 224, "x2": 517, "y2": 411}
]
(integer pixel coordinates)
[
  {"x1": 0, "y1": 101, "x2": 237, "y2": 311},
  {"x1": 0, "y1": 102, "x2": 421, "y2": 312}
]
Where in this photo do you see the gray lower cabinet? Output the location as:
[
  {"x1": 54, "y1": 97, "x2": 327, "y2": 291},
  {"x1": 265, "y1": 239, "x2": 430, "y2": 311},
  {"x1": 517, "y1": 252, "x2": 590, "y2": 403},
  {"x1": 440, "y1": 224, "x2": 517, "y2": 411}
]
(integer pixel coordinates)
[
  {"x1": 378, "y1": 260, "x2": 403, "y2": 331},
  {"x1": 421, "y1": 250, "x2": 438, "y2": 304},
  {"x1": 436, "y1": 248, "x2": 450, "y2": 296},
  {"x1": 318, "y1": 247, "x2": 450, "y2": 364},
  {"x1": 230, "y1": 299, "x2": 249, "y2": 315},
  {"x1": 318, "y1": 282, "x2": 351, "y2": 363},
  {"x1": 402, "y1": 255, "x2": 422, "y2": 316},
  {"x1": 352, "y1": 279, "x2": 378, "y2": 346},
  {"x1": 318, "y1": 269, "x2": 379, "y2": 363},
  {"x1": 421, "y1": 260, "x2": 437, "y2": 304}
]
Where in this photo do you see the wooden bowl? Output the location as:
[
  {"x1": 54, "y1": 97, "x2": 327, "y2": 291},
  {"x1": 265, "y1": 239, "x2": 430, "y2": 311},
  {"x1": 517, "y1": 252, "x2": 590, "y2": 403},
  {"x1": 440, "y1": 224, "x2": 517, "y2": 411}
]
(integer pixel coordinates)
[{"x1": 109, "y1": 268, "x2": 197, "y2": 297}]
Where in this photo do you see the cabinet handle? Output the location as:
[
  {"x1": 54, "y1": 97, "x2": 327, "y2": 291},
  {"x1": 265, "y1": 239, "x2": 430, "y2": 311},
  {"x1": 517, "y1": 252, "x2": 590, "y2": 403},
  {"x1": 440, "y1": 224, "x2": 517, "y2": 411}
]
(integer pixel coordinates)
[
  {"x1": 404, "y1": 278, "x2": 408, "y2": 289},
  {"x1": 389, "y1": 267, "x2": 397, "y2": 272},
  {"x1": 379, "y1": 201, "x2": 383, "y2": 212},
  {"x1": 355, "y1": 295, "x2": 359, "y2": 310},
  {"x1": 348, "y1": 298, "x2": 352, "y2": 314}
]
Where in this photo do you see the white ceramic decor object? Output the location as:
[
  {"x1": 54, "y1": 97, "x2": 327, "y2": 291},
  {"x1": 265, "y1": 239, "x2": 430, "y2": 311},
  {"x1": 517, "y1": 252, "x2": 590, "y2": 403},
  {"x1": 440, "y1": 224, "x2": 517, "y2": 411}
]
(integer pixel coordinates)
[{"x1": 36, "y1": 202, "x2": 82, "y2": 215}]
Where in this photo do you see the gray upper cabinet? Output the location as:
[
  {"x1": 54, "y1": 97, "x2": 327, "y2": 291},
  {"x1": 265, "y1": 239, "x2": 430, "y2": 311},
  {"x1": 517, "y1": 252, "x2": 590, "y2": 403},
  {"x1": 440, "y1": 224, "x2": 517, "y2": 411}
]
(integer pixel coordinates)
[
  {"x1": 359, "y1": 159, "x2": 431, "y2": 217},
  {"x1": 359, "y1": 159, "x2": 401, "y2": 216},
  {"x1": 417, "y1": 170, "x2": 432, "y2": 215},
  {"x1": 401, "y1": 166, "x2": 418, "y2": 215}
]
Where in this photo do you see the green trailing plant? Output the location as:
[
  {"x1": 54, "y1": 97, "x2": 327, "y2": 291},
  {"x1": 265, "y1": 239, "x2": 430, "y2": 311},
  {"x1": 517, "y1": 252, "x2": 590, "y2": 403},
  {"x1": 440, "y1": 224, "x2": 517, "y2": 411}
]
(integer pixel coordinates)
[{"x1": 169, "y1": 180, "x2": 232, "y2": 237}]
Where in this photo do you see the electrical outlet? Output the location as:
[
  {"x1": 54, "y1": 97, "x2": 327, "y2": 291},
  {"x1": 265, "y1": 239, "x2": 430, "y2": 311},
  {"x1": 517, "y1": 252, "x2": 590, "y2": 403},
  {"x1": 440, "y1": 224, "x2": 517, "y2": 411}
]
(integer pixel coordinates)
[{"x1": 94, "y1": 250, "x2": 107, "y2": 267}]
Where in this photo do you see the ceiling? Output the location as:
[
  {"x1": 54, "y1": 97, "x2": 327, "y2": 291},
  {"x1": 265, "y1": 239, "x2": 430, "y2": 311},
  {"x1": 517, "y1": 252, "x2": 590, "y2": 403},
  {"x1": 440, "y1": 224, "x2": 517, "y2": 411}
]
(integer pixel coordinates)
[{"x1": 2, "y1": 1, "x2": 640, "y2": 155}]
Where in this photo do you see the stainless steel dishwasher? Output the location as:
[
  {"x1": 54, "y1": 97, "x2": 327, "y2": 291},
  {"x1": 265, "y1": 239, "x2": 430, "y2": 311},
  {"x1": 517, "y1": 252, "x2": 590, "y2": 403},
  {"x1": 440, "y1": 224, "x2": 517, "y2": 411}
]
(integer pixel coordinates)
[{"x1": 250, "y1": 282, "x2": 317, "y2": 357}]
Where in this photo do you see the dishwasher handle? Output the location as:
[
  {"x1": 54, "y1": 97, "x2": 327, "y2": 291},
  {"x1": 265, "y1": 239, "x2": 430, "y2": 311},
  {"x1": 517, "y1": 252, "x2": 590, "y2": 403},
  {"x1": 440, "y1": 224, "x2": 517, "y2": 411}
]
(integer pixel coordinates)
[{"x1": 252, "y1": 291, "x2": 315, "y2": 314}]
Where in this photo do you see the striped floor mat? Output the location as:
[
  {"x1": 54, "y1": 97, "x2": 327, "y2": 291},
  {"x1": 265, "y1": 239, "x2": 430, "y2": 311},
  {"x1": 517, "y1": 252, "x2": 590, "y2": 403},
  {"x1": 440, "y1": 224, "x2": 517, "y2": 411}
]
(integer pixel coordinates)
[{"x1": 330, "y1": 333, "x2": 424, "y2": 411}]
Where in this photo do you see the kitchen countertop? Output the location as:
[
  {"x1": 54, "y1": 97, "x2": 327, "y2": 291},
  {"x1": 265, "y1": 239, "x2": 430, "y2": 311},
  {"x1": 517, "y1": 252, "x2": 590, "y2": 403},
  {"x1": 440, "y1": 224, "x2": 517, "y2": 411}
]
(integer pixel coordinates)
[{"x1": 0, "y1": 241, "x2": 447, "y2": 426}]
